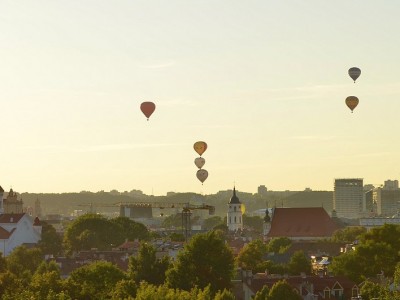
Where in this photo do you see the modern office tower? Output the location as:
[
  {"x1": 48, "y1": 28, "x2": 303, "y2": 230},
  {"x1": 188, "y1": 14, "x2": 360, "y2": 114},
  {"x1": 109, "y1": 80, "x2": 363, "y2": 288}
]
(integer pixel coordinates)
[
  {"x1": 373, "y1": 187, "x2": 400, "y2": 217},
  {"x1": 383, "y1": 179, "x2": 399, "y2": 190},
  {"x1": 333, "y1": 178, "x2": 363, "y2": 219}
]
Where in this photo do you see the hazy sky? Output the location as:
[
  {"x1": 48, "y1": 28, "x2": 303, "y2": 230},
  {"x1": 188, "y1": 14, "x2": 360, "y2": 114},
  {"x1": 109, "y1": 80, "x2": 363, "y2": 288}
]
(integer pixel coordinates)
[{"x1": 1, "y1": 1, "x2": 400, "y2": 195}]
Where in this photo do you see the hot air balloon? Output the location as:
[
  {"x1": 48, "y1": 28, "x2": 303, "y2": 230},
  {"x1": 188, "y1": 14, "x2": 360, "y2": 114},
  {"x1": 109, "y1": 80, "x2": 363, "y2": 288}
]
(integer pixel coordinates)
[
  {"x1": 348, "y1": 67, "x2": 361, "y2": 83},
  {"x1": 193, "y1": 141, "x2": 207, "y2": 156},
  {"x1": 196, "y1": 169, "x2": 208, "y2": 184},
  {"x1": 345, "y1": 96, "x2": 359, "y2": 113},
  {"x1": 240, "y1": 204, "x2": 246, "y2": 214},
  {"x1": 140, "y1": 102, "x2": 156, "y2": 120},
  {"x1": 194, "y1": 157, "x2": 205, "y2": 169}
]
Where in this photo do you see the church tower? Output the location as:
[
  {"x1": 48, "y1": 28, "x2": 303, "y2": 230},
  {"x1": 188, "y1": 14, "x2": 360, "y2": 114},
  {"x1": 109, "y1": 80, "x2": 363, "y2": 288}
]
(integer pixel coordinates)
[
  {"x1": 263, "y1": 203, "x2": 272, "y2": 238},
  {"x1": 227, "y1": 187, "x2": 243, "y2": 231}
]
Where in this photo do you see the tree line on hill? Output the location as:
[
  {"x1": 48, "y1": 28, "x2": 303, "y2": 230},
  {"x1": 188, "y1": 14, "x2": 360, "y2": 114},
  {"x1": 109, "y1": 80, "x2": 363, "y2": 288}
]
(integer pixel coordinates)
[{"x1": 19, "y1": 189, "x2": 334, "y2": 217}]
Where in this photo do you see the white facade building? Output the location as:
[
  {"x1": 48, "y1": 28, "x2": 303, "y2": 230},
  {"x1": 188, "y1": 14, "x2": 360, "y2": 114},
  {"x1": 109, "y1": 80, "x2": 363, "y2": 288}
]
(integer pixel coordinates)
[
  {"x1": 0, "y1": 186, "x2": 42, "y2": 256},
  {"x1": 227, "y1": 187, "x2": 243, "y2": 231},
  {"x1": 334, "y1": 178, "x2": 364, "y2": 219}
]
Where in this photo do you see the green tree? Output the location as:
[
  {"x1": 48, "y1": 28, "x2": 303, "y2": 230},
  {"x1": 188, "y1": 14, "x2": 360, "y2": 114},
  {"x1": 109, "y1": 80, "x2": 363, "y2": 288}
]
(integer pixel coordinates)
[
  {"x1": 38, "y1": 221, "x2": 63, "y2": 255},
  {"x1": 202, "y1": 216, "x2": 223, "y2": 231},
  {"x1": 254, "y1": 285, "x2": 270, "y2": 300},
  {"x1": 267, "y1": 237, "x2": 291, "y2": 253},
  {"x1": 168, "y1": 232, "x2": 185, "y2": 242},
  {"x1": 288, "y1": 250, "x2": 311, "y2": 275},
  {"x1": 331, "y1": 226, "x2": 366, "y2": 243},
  {"x1": 132, "y1": 282, "x2": 233, "y2": 300},
  {"x1": 6, "y1": 246, "x2": 43, "y2": 279},
  {"x1": 110, "y1": 279, "x2": 137, "y2": 300},
  {"x1": 267, "y1": 280, "x2": 302, "y2": 300},
  {"x1": 330, "y1": 224, "x2": 400, "y2": 283},
  {"x1": 66, "y1": 261, "x2": 126, "y2": 300},
  {"x1": 162, "y1": 213, "x2": 183, "y2": 229},
  {"x1": 214, "y1": 289, "x2": 235, "y2": 300},
  {"x1": 128, "y1": 242, "x2": 171, "y2": 285},
  {"x1": 166, "y1": 231, "x2": 235, "y2": 294},
  {"x1": 0, "y1": 253, "x2": 6, "y2": 273},
  {"x1": 359, "y1": 280, "x2": 387, "y2": 300},
  {"x1": 236, "y1": 239, "x2": 268, "y2": 272},
  {"x1": 329, "y1": 250, "x2": 363, "y2": 283},
  {"x1": 63, "y1": 214, "x2": 123, "y2": 252},
  {"x1": 243, "y1": 215, "x2": 264, "y2": 232},
  {"x1": 28, "y1": 260, "x2": 64, "y2": 298},
  {"x1": 0, "y1": 271, "x2": 24, "y2": 298},
  {"x1": 110, "y1": 217, "x2": 150, "y2": 241}
]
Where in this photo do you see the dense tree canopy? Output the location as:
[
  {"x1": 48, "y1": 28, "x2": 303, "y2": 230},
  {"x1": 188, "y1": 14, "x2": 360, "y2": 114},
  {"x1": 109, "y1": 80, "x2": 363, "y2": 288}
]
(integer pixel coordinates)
[
  {"x1": 267, "y1": 237, "x2": 292, "y2": 253},
  {"x1": 330, "y1": 224, "x2": 400, "y2": 283},
  {"x1": 288, "y1": 250, "x2": 311, "y2": 275},
  {"x1": 128, "y1": 242, "x2": 171, "y2": 285},
  {"x1": 236, "y1": 239, "x2": 268, "y2": 272},
  {"x1": 166, "y1": 231, "x2": 235, "y2": 294},
  {"x1": 331, "y1": 226, "x2": 366, "y2": 243},
  {"x1": 66, "y1": 261, "x2": 127, "y2": 300},
  {"x1": 243, "y1": 214, "x2": 264, "y2": 232},
  {"x1": 267, "y1": 280, "x2": 302, "y2": 300},
  {"x1": 202, "y1": 216, "x2": 223, "y2": 230},
  {"x1": 64, "y1": 214, "x2": 149, "y2": 252},
  {"x1": 38, "y1": 221, "x2": 63, "y2": 255}
]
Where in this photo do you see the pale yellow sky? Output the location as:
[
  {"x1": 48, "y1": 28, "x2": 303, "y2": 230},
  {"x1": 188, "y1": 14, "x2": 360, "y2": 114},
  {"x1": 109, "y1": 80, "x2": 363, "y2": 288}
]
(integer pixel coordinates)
[{"x1": 1, "y1": 1, "x2": 400, "y2": 195}]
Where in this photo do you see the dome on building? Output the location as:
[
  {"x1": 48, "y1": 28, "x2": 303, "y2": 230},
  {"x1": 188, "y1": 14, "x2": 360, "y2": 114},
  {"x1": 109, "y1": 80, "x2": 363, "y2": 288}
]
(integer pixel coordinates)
[{"x1": 229, "y1": 187, "x2": 241, "y2": 204}]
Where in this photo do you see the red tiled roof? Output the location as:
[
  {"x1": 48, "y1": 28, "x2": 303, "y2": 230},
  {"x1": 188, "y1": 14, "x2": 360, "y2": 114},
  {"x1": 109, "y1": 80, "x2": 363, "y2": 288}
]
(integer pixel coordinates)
[
  {"x1": 0, "y1": 227, "x2": 15, "y2": 239},
  {"x1": 267, "y1": 208, "x2": 339, "y2": 238},
  {"x1": 0, "y1": 213, "x2": 25, "y2": 224},
  {"x1": 248, "y1": 274, "x2": 357, "y2": 298}
]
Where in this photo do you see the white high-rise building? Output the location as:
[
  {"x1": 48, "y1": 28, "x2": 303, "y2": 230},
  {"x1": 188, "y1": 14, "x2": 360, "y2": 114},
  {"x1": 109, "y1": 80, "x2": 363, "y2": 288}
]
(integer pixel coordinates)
[
  {"x1": 333, "y1": 178, "x2": 363, "y2": 219},
  {"x1": 227, "y1": 187, "x2": 243, "y2": 231}
]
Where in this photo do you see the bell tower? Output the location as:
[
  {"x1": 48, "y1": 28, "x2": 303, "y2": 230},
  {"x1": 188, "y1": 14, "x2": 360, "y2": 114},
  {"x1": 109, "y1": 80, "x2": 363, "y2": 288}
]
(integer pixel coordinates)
[{"x1": 227, "y1": 187, "x2": 243, "y2": 231}]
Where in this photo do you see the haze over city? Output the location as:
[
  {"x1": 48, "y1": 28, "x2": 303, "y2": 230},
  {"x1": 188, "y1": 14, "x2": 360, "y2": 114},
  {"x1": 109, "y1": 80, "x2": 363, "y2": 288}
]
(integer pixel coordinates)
[{"x1": 1, "y1": 1, "x2": 400, "y2": 195}]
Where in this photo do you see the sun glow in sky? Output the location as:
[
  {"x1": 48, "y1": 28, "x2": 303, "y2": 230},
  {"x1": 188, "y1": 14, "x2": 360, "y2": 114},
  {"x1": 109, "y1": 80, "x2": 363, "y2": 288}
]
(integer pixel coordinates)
[{"x1": 1, "y1": 1, "x2": 400, "y2": 195}]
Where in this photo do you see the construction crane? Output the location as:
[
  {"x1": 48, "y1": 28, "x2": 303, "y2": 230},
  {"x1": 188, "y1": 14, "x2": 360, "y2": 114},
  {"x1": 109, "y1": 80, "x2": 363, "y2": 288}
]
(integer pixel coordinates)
[{"x1": 118, "y1": 202, "x2": 215, "y2": 241}]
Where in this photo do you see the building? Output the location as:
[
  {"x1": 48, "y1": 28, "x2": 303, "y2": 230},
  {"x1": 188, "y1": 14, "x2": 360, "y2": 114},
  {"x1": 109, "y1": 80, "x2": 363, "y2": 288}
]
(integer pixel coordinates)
[
  {"x1": 266, "y1": 207, "x2": 339, "y2": 241},
  {"x1": 0, "y1": 186, "x2": 42, "y2": 256},
  {"x1": 383, "y1": 179, "x2": 399, "y2": 190},
  {"x1": 333, "y1": 179, "x2": 363, "y2": 219},
  {"x1": 2, "y1": 188, "x2": 23, "y2": 214},
  {"x1": 373, "y1": 187, "x2": 400, "y2": 217},
  {"x1": 241, "y1": 272, "x2": 359, "y2": 300},
  {"x1": 227, "y1": 187, "x2": 243, "y2": 231},
  {"x1": 359, "y1": 216, "x2": 400, "y2": 230},
  {"x1": 0, "y1": 214, "x2": 42, "y2": 256},
  {"x1": 257, "y1": 185, "x2": 268, "y2": 196}
]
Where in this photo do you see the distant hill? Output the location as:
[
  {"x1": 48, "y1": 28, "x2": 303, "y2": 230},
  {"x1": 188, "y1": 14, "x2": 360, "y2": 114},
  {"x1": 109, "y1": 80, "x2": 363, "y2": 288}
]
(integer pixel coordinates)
[
  {"x1": 282, "y1": 191, "x2": 333, "y2": 212},
  {"x1": 12, "y1": 189, "x2": 333, "y2": 218}
]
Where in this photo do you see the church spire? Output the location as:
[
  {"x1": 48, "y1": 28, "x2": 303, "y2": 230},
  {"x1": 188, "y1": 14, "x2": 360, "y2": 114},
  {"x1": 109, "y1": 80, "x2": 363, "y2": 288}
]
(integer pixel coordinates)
[{"x1": 229, "y1": 187, "x2": 240, "y2": 204}]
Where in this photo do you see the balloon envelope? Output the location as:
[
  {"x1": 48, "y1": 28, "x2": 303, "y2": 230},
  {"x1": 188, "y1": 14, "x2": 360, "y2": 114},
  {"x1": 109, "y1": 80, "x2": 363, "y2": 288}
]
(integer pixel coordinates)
[
  {"x1": 194, "y1": 157, "x2": 205, "y2": 169},
  {"x1": 196, "y1": 169, "x2": 208, "y2": 183},
  {"x1": 193, "y1": 141, "x2": 207, "y2": 156},
  {"x1": 140, "y1": 102, "x2": 156, "y2": 120},
  {"x1": 348, "y1": 67, "x2": 361, "y2": 83},
  {"x1": 345, "y1": 96, "x2": 359, "y2": 112}
]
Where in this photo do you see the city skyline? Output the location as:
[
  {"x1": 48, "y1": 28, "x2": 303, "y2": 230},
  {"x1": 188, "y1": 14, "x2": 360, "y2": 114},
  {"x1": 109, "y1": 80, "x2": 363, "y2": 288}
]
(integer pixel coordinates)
[{"x1": 1, "y1": 1, "x2": 400, "y2": 195}]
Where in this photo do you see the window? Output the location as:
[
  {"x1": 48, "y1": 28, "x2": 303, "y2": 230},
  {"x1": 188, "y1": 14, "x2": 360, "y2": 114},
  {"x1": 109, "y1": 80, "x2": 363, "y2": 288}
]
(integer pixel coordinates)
[{"x1": 324, "y1": 288, "x2": 330, "y2": 298}]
